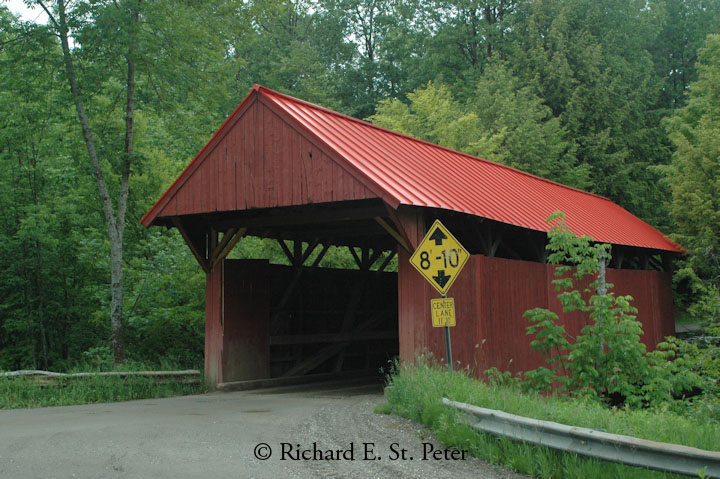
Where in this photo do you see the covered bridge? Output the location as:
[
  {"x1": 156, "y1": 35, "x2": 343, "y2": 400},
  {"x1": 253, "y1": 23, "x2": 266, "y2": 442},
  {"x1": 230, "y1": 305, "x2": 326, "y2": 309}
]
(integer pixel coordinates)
[{"x1": 142, "y1": 85, "x2": 683, "y2": 388}]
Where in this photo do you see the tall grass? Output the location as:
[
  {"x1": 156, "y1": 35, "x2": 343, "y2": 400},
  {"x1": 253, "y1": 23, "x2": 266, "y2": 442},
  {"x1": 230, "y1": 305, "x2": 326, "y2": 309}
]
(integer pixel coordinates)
[
  {"x1": 0, "y1": 361, "x2": 207, "y2": 409},
  {"x1": 383, "y1": 360, "x2": 720, "y2": 479}
]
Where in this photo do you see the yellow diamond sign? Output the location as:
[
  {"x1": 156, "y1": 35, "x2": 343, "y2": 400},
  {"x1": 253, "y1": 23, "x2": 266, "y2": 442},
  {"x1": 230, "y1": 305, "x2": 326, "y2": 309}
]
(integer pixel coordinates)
[{"x1": 409, "y1": 219, "x2": 469, "y2": 295}]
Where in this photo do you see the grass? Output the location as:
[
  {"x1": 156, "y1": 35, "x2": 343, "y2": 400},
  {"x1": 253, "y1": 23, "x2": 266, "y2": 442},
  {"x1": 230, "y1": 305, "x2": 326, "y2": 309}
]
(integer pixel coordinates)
[
  {"x1": 382, "y1": 360, "x2": 720, "y2": 479},
  {"x1": 0, "y1": 361, "x2": 208, "y2": 409}
]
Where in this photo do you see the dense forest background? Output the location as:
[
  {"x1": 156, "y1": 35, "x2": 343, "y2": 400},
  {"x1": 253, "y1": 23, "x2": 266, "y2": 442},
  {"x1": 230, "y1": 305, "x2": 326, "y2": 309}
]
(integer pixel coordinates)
[{"x1": 1, "y1": 0, "x2": 719, "y2": 371}]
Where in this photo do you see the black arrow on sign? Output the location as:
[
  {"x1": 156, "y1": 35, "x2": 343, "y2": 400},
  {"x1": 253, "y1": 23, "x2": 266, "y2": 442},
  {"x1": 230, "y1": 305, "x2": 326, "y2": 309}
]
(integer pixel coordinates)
[
  {"x1": 433, "y1": 270, "x2": 451, "y2": 288},
  {"x1": 429, "y1": 227, "x2": 447, "y2": 246}
]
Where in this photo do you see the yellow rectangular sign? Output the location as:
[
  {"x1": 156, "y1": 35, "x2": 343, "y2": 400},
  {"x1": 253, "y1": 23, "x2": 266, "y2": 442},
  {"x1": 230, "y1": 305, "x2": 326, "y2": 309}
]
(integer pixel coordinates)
[{"x1": 431, "y1": 298, "x2": 456, "y2": 327}]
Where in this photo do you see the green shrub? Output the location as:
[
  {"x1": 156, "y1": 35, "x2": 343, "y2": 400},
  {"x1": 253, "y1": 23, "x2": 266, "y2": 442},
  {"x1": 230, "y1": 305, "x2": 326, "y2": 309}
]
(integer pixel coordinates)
[{"x1": 522, "y1": 212, "x2": 703, "y2": 410}]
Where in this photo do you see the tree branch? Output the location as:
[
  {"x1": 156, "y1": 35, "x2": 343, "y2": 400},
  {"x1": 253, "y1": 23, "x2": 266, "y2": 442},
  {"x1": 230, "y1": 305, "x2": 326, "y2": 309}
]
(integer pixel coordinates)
[{"x1": 36, "y1": 1, "x2": 61, "y2": 31}]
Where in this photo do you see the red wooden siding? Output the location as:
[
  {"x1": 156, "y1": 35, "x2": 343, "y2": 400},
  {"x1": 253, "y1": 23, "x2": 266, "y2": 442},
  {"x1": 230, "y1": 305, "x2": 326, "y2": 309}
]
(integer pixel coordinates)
[
  {"x1": 398, "y1": 253, "x2": 675, "y2": 377},
  {"x1": 204, "y1": 262, "x2": 223, "y2": 386},
  {"x1": 222, "y1": 260, "x2": 270, "y2": 382},
  {"x1": 155, "y1": 96, "x2": 376, "y2": 219}
]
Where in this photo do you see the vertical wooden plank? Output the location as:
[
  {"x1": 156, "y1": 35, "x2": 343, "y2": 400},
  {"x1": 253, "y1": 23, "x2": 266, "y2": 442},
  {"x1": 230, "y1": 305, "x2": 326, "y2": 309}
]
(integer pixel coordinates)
[
  {"x1": 306, "y1": 140, "x2": 318, "y2": 203},
  {"x1": 320, "y1": 149, "x2": 332, "y2": 203},
  {"x1": 291, "y1": 122, "x2": 302, "y2": 205},
  {"x1": 281, "y1": 114, "x2": 292, "y2": 206},
  {"x1": 222, "y1": 259, "x2": 271, "y2": 381},
  {"x1": 246, "y1": 99, "x2": 260, "y2": 208},
  {"x1": 206, "y1": 149, "x2": 219, "y2": 212},
  {"x1": 189, "y1": 161, "x2": 203, "y2": 214},
  {"x1": 331, "y1": 161, "x2": 341, "y2": 202},
  {"x1": 262, "y1": 107, "x2": 276, "y2": 207},
  {"x1": 217, "y1": 129, "x2": 234, "y2": 211},
  {"x1": 235, "y1": 108, "x2": 248, "y2": 209},
  {"x1": 474, "y1": 255, "x2": 489, "y2": 375},
  {"x1": 202, "y1": 150, "x2": 212, "y2": 212},
  {"x1": 204, "y1": 263, "x2": 223, "y2": 387}
]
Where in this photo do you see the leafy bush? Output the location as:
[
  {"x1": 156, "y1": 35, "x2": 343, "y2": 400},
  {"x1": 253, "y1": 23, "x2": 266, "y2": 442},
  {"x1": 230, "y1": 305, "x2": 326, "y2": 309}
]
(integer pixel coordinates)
[{"x1": 522, "y1": 212, "x2": 703, "y2": 410}]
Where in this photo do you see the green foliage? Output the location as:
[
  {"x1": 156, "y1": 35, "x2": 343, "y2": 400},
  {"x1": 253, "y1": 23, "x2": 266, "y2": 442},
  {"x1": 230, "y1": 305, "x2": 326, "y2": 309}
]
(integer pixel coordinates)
[
  {"x1": 522, "y1": 213, "x2": 703, "y2": 410},
  {"x1": 665, "y1": 34, "x2": 720, "y2": 321},
  {"x1": 0, "y1": 367, "x2": 207, "y2": 410},
  {"x1": 466, "y1": 63, "x2": 588, "y2": 189},
  {"x1": 385, "y1": 360, "x2": 720, "y2": 479},
  {"x1": 2, "y1": 0, "x2": 719, "y2": 374},
  {"x1": 369, "y1": 76, "x2": 588, "y2": 188},
  {"x1": 370, "y1": 81, "x2": 480, "y2": 151}
]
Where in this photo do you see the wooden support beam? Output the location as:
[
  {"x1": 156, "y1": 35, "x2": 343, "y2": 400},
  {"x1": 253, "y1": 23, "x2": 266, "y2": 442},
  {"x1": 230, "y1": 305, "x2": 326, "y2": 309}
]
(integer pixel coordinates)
[
  {"x1": 209, "y1": 228, "x2": 218, "y2": 259},
  {"x1": 334, "y1": 279, "x2": 366, "y2": 371},
  {"x1": 212, "y1": 204, "x2": 387, "y2": 231},
  {"x1": 293, "y1": 240, "x2": 302, "y2": 266},
  {"x1": 383, "y1": 203, "x2": 416, "y2": 251},
  {"x1": 311, "y1": 243, "x2": 331, "y2": 268},
  {"x1": 365, "y1": 248, "x2": 384, "y2": 271},
  {"x1": 488, "y1": 231, "x2": 502, "y2": 257},
  {"x1": 613, "y1": 247, "x2": 625, "y2": 269},
  {"x1": 641, "y1": 253, "x2": 650, "y2": 270},
  {"x1": 277, "y1": 239, "x2": 296, "y2": 266},
  {"x1": 280, "y1": 343, "x2": 347, "y2": 378},
  {"x1": 211, "y1": 227, "x2": 247, "y2": 268},
  {"x1": 662, "y1": 253, "x2": 676, "y2": 273},
  {"x1": 532, "y1": 235, "x2": 548, "y2": 263},
  {"x1": 300, "y1": 238, "x2": 320, "y2": 265},
  {"x1": 270, "y1": 268, "x2": 304, "y2": 330},
  {"x1": 348, "y1": 246, "x2": 363, "y2": 269},
  {"x1": 477, "y1": 225, "x2": 502, "y2": 257},
  {"x1": 375, "y1": 216, "x2": 411, "y2": 252},
  {"x1": 270, "y1": 331, "x2": 398, "y2": 346},
  {"x1": 499, "y1": 242, "x2": 522, "y2": 260},
  {"x1": 280, "y1": 307, "x2": 394, "y2": 378},
  {"x1": 172, "y1": 217, "x2": 209, "y2": 273},
  {"x1": 377, "y1": 251, "x2": 396, "y2": 272},
  {"x1": 649, "y1": 255, "x2": 664, "y2": 272}
]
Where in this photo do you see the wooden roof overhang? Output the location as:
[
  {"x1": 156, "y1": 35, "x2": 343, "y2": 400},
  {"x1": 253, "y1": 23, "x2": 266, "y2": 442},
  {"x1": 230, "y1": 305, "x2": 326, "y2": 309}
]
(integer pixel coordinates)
[{"x1": 163, "y1": 199, "x2": 412, "y2": 273}]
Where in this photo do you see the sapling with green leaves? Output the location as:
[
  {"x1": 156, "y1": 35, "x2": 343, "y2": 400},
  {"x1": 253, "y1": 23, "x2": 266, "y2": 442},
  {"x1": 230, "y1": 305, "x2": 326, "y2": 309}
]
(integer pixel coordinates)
[{"x1": 523, "y1": 212, "x2": 702, "y2": 409}]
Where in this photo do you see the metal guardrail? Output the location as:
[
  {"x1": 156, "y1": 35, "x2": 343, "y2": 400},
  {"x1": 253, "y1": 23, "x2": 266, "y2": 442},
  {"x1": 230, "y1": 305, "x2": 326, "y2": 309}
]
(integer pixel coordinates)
[{"x1": 443, "y1": 398, "x2": 720, "y2": 478}]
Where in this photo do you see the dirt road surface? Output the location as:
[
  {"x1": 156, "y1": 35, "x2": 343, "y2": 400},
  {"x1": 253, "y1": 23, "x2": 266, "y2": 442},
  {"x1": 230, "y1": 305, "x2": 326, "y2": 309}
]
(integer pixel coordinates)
[{"x1": 0, "y1": 380, "x2": 523, "y2": 478}]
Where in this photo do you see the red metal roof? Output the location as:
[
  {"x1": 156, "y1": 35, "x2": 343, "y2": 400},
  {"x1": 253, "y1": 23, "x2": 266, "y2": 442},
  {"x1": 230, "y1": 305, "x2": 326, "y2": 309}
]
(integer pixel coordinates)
[
  {"x1": 142, "y1": 85, "x2": 683, "y2": 253},
  {"x1": 257, "y1": 86, "x2": 682, "y2": 253}
]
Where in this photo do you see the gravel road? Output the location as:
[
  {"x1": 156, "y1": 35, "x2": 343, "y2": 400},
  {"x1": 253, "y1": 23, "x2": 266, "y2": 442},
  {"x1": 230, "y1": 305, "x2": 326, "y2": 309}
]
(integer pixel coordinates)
[{"x1": 0, "y1": 379, "x2": 523, "y2": 479}]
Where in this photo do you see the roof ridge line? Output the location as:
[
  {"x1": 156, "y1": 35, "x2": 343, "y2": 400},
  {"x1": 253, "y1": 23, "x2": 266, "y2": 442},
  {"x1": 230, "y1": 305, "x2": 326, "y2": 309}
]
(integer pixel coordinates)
[{"x1": 255, "y1": 85, "x2": 612, "y2": 203}]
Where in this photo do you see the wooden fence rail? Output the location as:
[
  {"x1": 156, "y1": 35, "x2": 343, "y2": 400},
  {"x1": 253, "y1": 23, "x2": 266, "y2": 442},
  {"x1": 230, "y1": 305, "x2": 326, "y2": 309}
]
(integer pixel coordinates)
[{"x1": 0, "y1": 370, "x2": 201, "y2": 385}]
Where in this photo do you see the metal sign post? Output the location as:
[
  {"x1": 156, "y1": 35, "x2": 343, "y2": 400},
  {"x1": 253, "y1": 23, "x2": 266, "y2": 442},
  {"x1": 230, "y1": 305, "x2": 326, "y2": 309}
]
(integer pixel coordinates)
[
  {"x1": 443, "y1": 294, "x2": 453, "y2": 370},
  {"x1": 410, "y1": 220, "x2": 468, "y2": 371}
]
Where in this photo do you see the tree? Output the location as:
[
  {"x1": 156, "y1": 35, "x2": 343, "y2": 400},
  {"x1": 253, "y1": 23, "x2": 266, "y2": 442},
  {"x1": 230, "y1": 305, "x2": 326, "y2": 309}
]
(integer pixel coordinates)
[
  {"x1": 523, "y1": 213, "x2": 700, "y2": 409},
  {"x1": 32, "y1": 0, "x2": 143, "y2": 363},
  {"x1": 0, "y1": 8, "x2": 105, "y2": 369},
  {"x1": 648, "y1": 0, "x2": 720, "y2": 109},
  {"x1": 424, "y1": 0, "x2": 520, "y2": 86},
  {"x1": 369, "y1": 81, "x2": 480, "y2": 150},
  {"x1": 29, "y1": 0, "x2": 235, "y2": 363},
  {"x1": 369, "y1": 75, "x2": 587, "y2": 188},
  {"x1": 514, "y1": 0, "x2": 672, "y2": 227},
  {"x1": 465, "y1": 63, "x2": 587, "y2": 188},
  {"x1": 665, "y1": 34, "x2": 720, "y2": 314}
]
